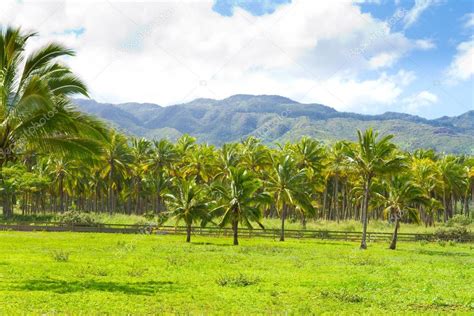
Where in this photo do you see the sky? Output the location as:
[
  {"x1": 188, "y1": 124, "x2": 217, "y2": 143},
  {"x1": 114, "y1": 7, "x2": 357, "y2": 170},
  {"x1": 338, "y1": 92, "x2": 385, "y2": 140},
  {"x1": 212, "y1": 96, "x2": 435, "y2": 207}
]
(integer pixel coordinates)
[{"x1": 1, "y1": 0, "x2": 473, "y2": 118}]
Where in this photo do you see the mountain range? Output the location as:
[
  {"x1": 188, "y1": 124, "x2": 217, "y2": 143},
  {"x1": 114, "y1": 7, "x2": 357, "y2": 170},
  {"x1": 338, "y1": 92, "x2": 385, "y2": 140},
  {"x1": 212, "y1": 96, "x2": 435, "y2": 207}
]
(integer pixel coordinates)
[{"x1": 73, "y1": 95, "x2": 474, "y2": 154}]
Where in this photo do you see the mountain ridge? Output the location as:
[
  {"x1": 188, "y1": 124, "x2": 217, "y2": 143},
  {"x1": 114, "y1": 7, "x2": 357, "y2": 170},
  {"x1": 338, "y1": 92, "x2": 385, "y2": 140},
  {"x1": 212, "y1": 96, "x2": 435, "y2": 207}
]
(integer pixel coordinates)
[{"x1": 73, "y1": 95, "x2": 474, "y2": 154}]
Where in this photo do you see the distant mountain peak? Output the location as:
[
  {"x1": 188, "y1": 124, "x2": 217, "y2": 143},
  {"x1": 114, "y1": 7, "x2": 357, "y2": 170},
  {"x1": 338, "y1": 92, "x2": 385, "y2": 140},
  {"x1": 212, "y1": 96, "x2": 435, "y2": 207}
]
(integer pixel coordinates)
[
  {"x1": 73, "y1": 96, "x2": 474, "y2": 154},
  {"x1": 221, "y1": 94, "x2": 299, "y2": 105}
]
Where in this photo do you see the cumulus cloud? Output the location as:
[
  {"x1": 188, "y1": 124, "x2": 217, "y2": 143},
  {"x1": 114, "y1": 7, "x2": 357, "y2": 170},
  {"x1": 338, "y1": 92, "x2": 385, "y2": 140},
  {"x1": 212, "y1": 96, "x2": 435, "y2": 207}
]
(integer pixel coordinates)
[
  {"x1": 0, "y1": 0, "x2": 432, "y2": 112},
  {"x1": 446, "y1": 38, "x2": 474, "y2": 83},
  {"x1": 402, "y1": 90, "x2": 438, "y2": 113},
  {"x1": 464, "y1": 13, "x2": 474, "y2": 28}
]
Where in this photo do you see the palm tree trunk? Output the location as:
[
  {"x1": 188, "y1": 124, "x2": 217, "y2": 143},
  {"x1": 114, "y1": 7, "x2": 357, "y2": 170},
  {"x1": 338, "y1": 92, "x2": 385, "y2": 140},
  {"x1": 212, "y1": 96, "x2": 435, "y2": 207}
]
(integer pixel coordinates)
[
  {"x1": 334, "y1": 175, "x2": 339, "y2": 223},
  {"x1": 232, "y1": 220, "x2": 239, "y2": 246},
  {"x1": 389, "y1": 215, "x2": 399, "y2": 250},
  {"x1": 186, "y1": 224, "x2": 192, "y2": 243},
  {"x1": 59, "y1": 173, "x2": 64, "y2": 213},
  {"x1": 280, "y1": 204, "x2": 287, "y2": 242},
  {"x1": 442, "y1": 190, "x2": 448, "y2": 222},
  {"x1": 360, "y1": 179, "x2": 370, "y2": 250}
]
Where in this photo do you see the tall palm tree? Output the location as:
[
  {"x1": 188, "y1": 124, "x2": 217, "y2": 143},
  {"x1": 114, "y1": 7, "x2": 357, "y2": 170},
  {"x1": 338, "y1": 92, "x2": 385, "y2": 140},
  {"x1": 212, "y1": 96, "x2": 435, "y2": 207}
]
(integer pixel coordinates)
[
  {"x1": 101, "y1": 131, "x2": 132, "y2": 213},
  {"x1": 46, "y1": 157, "x2": 77, "y2": 213},
  {"x1": 213, "y1": 167, "x2": 270, "y2": 245},
  {"x1": 437, "y1": 156, "x2": 467, "y2": 222},
  {"x1": 266, "y1": 155, "x2": 314, "y2": 241},
  {"x1": 165, "y1": 179, "x2": 211, "y2": 242},
  {"x1": 344, "y1": 129, "x2": 405, "y2": 249},
  {"x1": 0, "y1": 26, "x2": 107, "y2": 215},
  {"x1": 374, "y1": 175, "x2": 427, "y2": 249},
  {"x1": 130, "y1": 138, "x2": 152, "y2": 214}
]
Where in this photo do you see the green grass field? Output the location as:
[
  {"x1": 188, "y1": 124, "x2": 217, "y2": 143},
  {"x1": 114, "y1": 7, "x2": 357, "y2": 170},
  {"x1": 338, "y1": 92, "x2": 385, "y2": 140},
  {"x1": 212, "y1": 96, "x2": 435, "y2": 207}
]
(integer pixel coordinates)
[{"x1": 0, "y1": 232, "x2": 473, "y2": 314}]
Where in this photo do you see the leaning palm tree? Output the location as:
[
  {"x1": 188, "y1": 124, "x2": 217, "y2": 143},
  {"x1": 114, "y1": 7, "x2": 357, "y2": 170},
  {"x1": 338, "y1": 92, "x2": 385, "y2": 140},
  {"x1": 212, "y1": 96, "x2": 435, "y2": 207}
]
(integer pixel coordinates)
[
  {"x1": 213, "y1": 167, "x2": 270, "y2": 245},
  {"x1": 344, "y1": 129, "x2": 405, "y2": 249},
  {"x1": 266, "y1": 154, "x2": 314, "y2": 241},
  {"x1": 164, "y1": 179, "x2": 211, "y2": 242},
  {"x1": 374, "y1": 175, "x2": 427, "y2": 249},
  {"x1": 0, "y1": 26, "x2": 107, "y2": 215}
]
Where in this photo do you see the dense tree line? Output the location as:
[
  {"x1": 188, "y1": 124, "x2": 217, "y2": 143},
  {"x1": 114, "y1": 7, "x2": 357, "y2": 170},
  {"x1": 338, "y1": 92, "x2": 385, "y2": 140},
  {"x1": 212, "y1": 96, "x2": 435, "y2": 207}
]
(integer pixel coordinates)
[{"x1": 1, "y1": 27, "x2": 473, "y2": 249}]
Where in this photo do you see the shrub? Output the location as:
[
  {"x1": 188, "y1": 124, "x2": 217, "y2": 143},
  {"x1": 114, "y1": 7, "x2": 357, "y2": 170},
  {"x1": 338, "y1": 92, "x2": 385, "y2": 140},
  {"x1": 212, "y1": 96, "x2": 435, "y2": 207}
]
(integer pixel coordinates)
[
  {"x1": 445, "y1": 215, "x2": 472, "y2": 227},
  {"x1": 434, "y1": 226, "x2": 470, "y2": 242},
  {"x1": 58, "y1": 211, "x2": 98, "y2": 226}
]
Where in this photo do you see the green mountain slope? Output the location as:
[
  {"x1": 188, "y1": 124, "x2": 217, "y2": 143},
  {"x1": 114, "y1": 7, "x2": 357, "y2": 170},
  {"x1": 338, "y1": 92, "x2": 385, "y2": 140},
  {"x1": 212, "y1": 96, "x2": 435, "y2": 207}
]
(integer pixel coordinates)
[{"x1": 74, "y1": 95, "x2": 474, "y2": 154}]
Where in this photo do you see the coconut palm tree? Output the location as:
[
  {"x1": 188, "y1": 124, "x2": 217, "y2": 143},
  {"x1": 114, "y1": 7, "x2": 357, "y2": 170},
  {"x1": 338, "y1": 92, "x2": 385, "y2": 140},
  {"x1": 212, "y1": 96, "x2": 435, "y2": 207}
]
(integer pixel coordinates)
[
  {"x1": 266, "y1": 154, "x2": 314, "y2": 241},
  {"x1": 100, "y1": 131, "x2": 132, "y2": 213},
  {"x1": 374, "y1": 175, "x2": 427, "y2": 249},
  {"x1": 165, "y1": 179, "x2": 211, "y2": 242},
  {"x1": 213, "y1": 167, "x2": 270, "y2": 245},
  {"x1": 437, "y1": 156, "x2": 466, "y2": 222},
  {"x1": 130, "y1": 138, "x2": 152, "y2": 214},
  {"x1": 344, "y1": 129, "x2": 406, "y2": 249},
  {"x1": 0, "y1": 26, "x2": 107, "y2": 215}
]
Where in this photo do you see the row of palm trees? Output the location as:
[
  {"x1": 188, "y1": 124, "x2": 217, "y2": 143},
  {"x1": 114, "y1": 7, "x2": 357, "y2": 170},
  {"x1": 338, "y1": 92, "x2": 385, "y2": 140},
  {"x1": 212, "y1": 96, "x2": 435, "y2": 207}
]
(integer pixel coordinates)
[
  {"x1": 1, "y1": 26, "x2": 473, "y2": 249},
  {"x1": 2, "y1": 130, "x2": 473, "y2": 247}
]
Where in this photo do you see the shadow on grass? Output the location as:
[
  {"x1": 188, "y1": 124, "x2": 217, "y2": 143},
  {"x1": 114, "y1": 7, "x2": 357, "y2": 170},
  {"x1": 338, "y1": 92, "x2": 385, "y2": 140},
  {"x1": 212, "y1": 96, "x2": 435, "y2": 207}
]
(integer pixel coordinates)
[
  {"x1": 14, "y1": 279, "x2": 178, "y2": 295},
  {"x1": 191, "y1": 241, "x2": 234, "y2": 247},
  {"x1": 412, "y1": 249, "x2": 471, "y2": 257}
]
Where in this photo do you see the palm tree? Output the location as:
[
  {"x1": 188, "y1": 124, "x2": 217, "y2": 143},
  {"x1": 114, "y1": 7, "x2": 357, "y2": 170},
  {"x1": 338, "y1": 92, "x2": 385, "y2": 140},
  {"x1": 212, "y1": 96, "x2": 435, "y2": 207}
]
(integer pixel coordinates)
[
  {"x1": 326, "y1": 141, "x2": 348, "y2": 222},
  {"x1": 0, "y1": 26, "x2": 107, "y2": 216},
  {"x1": 213, "y1": 167, "x2": 270, "y2": 245},
  {"x1": 0, "y1": 27, "x2": 106, "y2": 163},
  {"x1": 101, "y1": 131, "x2": 132, "y2": 213},
  {"x1": 344, "y1": 129, "x2": 405, "y2": 249},
  {"x1": 46, "y1": 157, "x2": 77, "y2": 213},
  {"x1": 130, "y1": 138, "x2": 152, "y2": 214},
  {"x1": 165, "y1": 179, "x2": 211, "y2": 242},
  {"x1": 374, "y1": 175, "x2": 427, "y2": 249},
  {"x1": 266, "y1": 155, "x2": 314, "y2": 241},
  {"x1": 437, "y1": 156, "x2": 467, "y2": 222}
]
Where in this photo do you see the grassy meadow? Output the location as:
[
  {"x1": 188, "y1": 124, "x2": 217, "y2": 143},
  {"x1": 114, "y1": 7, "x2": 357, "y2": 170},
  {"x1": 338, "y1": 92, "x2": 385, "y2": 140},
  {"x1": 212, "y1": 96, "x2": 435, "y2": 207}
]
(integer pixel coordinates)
[{"x1": 0, "y1": 231, "x2": 472, "y2": 314}]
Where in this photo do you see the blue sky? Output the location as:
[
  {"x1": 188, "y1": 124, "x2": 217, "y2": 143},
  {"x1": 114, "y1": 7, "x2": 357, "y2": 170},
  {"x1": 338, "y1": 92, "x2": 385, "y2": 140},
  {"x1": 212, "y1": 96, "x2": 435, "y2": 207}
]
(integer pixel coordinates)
[
  {"x1": 2, "y1": 0, "x2": 472, "y2": 118},
  {"x1": 211, "y1": 0, "x2": 473, "y2": 118}
]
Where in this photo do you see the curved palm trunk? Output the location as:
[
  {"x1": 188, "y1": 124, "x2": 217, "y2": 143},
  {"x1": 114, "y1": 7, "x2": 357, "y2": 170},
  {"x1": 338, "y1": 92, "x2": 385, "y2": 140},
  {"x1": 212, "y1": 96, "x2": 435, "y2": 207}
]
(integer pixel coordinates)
[
  {"x1": 360, "y1": 178, "x2": 370, "y2": 250},
  {"x1": 232, "y1": 220, "x2": 239, "y2": 245},
  {"x1": 389, "y1": 215, "x2": 400, "y2": 250},
  {"x1": 186, "y1": 224, "x2": 192, "y2": 243},
  {"x1": 280, "y1": 204, "x2": 287, "y2": 242}
]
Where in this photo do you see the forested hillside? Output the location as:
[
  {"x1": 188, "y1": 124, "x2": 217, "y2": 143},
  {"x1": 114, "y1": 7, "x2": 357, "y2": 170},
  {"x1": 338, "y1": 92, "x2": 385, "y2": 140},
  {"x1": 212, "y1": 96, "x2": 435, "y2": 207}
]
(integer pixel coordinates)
[{"x1": 74, "y1": 96, "x2": 474, "y2": 154}]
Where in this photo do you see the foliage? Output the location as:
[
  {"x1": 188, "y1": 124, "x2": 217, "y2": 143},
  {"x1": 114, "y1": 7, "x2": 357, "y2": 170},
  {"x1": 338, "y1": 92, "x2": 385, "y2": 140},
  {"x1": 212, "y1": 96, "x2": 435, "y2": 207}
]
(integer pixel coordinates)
[
  {"x1": 58, "y1": 211, "x2": 98, "y2": 226},
  {"x1": 434, "y1": 226, "x2": 470, "y2": 242},
  {"x1": 445, "y1": 215, "x2": 472, "y2": 227}
]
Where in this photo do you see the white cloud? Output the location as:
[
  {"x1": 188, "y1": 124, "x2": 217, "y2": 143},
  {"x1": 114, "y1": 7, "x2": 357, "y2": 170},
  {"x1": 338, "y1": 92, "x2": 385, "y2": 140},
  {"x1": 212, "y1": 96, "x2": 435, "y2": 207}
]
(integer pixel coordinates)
[
  {"x1": 415, "y1": 39, "x2": 436, "y2": 50},
  {"x1": 402, "y1": 90, "x2": 438, "y2": 113},
  {"x1": 464, "y1": 13, "x2": 474, "y2": 28},
  {"x1": 446, "y1": 38, "x2": 474, "y2": 83},
  {"x1": 1, "y1": 0, "x2": 431, "y2": 113},
  {"x1": 403, "y1": 0, "x2": 436, "y2": 29},
  {"x1": 368, "y1": 52, "x2": 398, "y2": 69}
]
